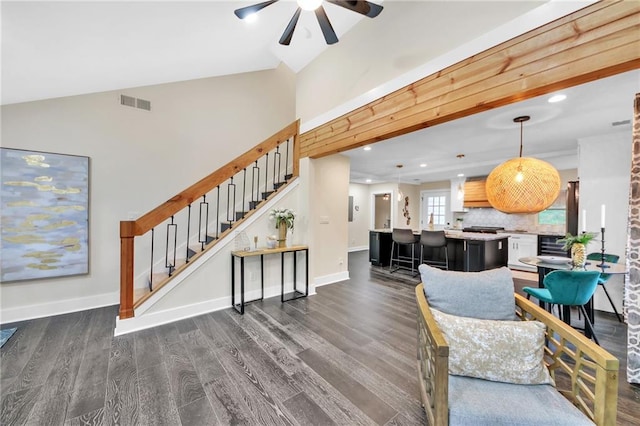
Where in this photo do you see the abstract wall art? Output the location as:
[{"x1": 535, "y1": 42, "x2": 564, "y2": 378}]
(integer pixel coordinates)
[{"x1": 1, "y1": 148, "x2": 90, "y2": 282}]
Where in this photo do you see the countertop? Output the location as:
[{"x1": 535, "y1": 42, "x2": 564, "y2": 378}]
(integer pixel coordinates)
[{"x1": 370, "y1": 229, "x2": 509, "y2": 241}]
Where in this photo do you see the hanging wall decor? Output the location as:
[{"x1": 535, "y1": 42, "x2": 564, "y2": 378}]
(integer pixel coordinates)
[
  {"x1": 1, "y1": 148, "x2": 90, "y2": 282},
  {"x1": 403, "y1": 196, "x2": 411, "y2": 225}
]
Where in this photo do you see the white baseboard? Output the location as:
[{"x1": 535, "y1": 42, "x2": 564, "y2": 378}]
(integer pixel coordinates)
[
  {"x1": 115, "y1": 285, "x2": 284, "y2": 336},
  {"x1": 1, "y1": 292, "x2": 119, "y2": 325},
  {"x1": 314, "y1": 271, "x2": 350, "y2": 290},
  {"x1": 348, "y1": 246, "x2": 368, "y2": 253}
]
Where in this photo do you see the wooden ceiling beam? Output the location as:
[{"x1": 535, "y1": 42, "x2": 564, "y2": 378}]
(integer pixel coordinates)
[{"x1": 299, "y1": 1, "x2": 640, "y2": 159}]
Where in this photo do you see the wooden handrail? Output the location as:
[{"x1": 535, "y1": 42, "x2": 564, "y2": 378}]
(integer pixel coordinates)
[
  {"x1": 119, "y1": 120, "x2": 300, "y2": 319},
  {"x1": 121, "y1": 120, "x2": 299, "y2": 238}
]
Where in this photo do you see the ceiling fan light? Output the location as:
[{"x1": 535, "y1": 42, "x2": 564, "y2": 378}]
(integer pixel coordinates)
[
  {"x1": 486, "y1": 157, "x2": 561, "y2": 213},
  {"x1": 297, "y1": 0, "x2": 323, "y2": 11}
]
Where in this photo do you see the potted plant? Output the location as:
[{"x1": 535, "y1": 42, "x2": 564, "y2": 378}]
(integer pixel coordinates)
[
  {"x1": 557, "y1": 232, "x2": 597, "y2": 267},
  {"x1": 270, "y1": 208, "x2": 295, "y2": 248},
  {"x1": 455, "y1": 217, "x2": 464, "y2": 229}
]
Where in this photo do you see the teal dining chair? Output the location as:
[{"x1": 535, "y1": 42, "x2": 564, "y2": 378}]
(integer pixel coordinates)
[
  {"x1": 523, "y1": 270, "x2": 601, "y2": 344},
  {"x1": 586, "y1": 252, "x2": 622, "y2": 322}
]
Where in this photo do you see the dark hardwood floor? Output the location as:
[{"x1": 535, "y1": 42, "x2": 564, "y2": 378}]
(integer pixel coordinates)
[{"x1": 1, "y1": 250, "x2": 638, "y2": 425}]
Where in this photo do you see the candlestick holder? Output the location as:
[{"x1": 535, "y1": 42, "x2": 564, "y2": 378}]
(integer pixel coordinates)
[{"x1": 598, "y1": 227, "x2": 610, "y2": 268}]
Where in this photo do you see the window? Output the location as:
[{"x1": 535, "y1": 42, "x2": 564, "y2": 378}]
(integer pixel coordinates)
[{"x1": 426, "y1": 195, "x2": 447, "y2": 225}]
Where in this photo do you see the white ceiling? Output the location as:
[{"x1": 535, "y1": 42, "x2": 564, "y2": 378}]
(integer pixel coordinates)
[
  {"x1": 343, "y1": 69, "x2": 640, "y2": 185},
  {"x1": 0, "y1": 0, "x2": 368, "y2": 105},
  {"x1": 3, "y1": 0, "x2": 637, "y2": 185}
]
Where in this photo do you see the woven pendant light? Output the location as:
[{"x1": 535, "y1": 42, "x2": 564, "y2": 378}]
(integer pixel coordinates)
[{"x1": 486, "y1": 116, "x2": 561, "y2": 214}]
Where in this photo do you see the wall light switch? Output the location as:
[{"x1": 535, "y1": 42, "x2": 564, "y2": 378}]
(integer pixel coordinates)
[{"x1": 319, "y1": 216, "x2": 330, "y2": 224}]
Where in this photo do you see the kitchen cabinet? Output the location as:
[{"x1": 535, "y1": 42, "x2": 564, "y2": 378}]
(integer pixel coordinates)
[
  {"x1": 374, "y1": 230, "x2": 508, "y2": 273},
  {"x1": 463, "y1": 179, "x2": 491, "y2": 208},
  {"x1": 506, "y1": 233, "x2": 538, "y2": 272},
  {"x1": 369, "y1": 231, "x2": 393, "y2": 266}
]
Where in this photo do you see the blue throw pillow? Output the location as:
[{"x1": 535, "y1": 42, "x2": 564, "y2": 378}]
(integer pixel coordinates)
[{"x1": 419, "y1": 264, "x2": 516, "y2": 320}]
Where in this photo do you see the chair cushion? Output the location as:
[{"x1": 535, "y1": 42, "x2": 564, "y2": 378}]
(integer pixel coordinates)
[
  {"x1": 432, "y1": 309, "x2": 552, "y2": 385},
  {"x1": 419, "y1": 264, "x2": 516, "y2": 320},
  {"x1": 448, "y1": 375, "x2": 593, "y2": 425}
]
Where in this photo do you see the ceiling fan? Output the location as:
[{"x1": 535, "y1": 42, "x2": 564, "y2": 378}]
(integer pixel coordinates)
[{"x1": 234, "y1": 0, "x2": 383, "y2": 46}]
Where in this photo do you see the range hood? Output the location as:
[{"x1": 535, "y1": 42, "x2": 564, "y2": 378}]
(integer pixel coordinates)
[{"x1": 463, "y1": 178, "x2": 492, "y2": 208}]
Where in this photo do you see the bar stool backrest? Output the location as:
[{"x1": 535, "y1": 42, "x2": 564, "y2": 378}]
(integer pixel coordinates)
[
  {"x1": 420, "y1": 230, "x2": 447, "y2": 248},
  {"x1": 393, "y1": 228, "x2": 416, "y2": 244}
]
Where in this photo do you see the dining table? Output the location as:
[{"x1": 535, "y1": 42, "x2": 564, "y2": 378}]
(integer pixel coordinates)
[{"x1": 518, "y1": 256, "x2": 628, "y2": 337}]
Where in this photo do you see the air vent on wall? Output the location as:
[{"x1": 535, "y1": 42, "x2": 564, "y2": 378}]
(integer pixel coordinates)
[
  {"x1": 611, "y1": 119, "x2": 631, "y2": 127},
  {"x1": 120, "y1": 94, "x2": 151, "y2": 111}
]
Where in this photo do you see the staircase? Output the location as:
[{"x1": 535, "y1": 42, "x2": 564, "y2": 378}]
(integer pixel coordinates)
[{"x1": 119, "y1": 121, "x2": 300, "y2": 320}]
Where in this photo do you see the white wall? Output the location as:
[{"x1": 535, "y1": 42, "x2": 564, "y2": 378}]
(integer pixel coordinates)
[
  {"x1": 1, "y1": 65, "x2": 296, "y2": 323},
  {"x1": 578, "y1": 131, "x2": 632, "y2": 314},
  {"x1": 397, "y1": 183, "x2": 420, "y2": 230},
  {"x1": 306, "y1": 154, "x2": 350, "y2": 285},
  {"x1": 348, "y1": 183, "x2": 370, "y2": 251},
  {"x1": 295, "y1": 1, "x2": 542, "y2": 123}
]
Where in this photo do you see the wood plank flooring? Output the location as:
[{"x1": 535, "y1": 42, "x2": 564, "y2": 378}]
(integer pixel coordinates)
[{"x1": 1, "y1": 250, "x2": 639, "y2": 425}]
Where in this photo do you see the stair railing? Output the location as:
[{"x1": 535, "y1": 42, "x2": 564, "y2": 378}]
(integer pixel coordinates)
[{"x1": 119, "y1": 120, "x2": 300, "y2": 319}]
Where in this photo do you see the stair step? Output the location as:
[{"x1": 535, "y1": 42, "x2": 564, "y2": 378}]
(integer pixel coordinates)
[
  {"x1": 221, "y1": 222, "x2": 232, "y2": 233},
  {"x1": 274, "y1": 182, "x2": 286, "y2": 190},
  {"x1": 262, "y1": 191, "x2": 274, "y2": 200},
  {"x1": 249, "y1": 200, "x2": 261, "y2": 210},
  {"x1": 285, "y1": 174, "x2": 293, "y2": 180},
  {"x1": 235, "y1": 211, "x2": 247, "y2": 221},
  {"x1": 186, "y1": 247, "x2": 197, "y2": 260}
]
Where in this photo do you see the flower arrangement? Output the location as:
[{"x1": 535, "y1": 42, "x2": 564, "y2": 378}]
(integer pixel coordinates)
[
  {"x1": 556, "y1": 232, "x2": 597, "y2": 251},
  {"x1": 270, "y1": 208, "x2": 295, "y2": 230}
]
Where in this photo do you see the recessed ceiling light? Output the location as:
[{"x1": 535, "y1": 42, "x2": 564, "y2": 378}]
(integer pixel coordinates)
[
  {"x1": 457, "y1": 173, "x2": 465, "y2": 177},
  {"x1": 420, "y1": 163, "x2": 427, "y2": 168},
  {"x1": 363, "y1": 146, "x2": 372, "y2": 151},
  {"x1": 548, "y1": 94, "x2": 566, "y2": 103},
  {"x1": 365, "y1": 179, "x2": 372, "y2": 183}
]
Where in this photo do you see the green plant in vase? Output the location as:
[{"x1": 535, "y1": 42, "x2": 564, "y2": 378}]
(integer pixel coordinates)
[
  {"x1": 557, "y1": 232, "x2": 597, "y2": 267},
  {"x1": 270, "y1": 208, "x2": 295, "y2": 248}
]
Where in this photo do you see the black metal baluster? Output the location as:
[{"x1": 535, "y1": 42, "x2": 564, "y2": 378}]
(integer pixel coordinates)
[
  {"x1": 166, "y1": 216, "x2": 177, "y2": 276},
  {"x1": 215, "y1": 185, "x2": 220, "y2": 239},
  {"x1": 241, "y1": 168, "x2": 247, "y2": 219},
  {"x1": 264, "y1": 153, "x2": 269, "y2": 200},
  {"x1": 251, "y1": 160, "x2": 260, "y2": 209},
  {"x1": 227, "y1": 177, "x2": 236, "y2": 227},
  {"x1": 149, "y1": 228, "x2": 155, "y2": 291},
  {"x1": 199, "y1": 195, "x2": 209, "y2": 251},
  {"x1": 273, "y1": 146, "x2": 281, "y2": 189},
  {"x1": 285, "y1": 138, "x2": 290, "y2": 179},
  {"x1": 185, "y1": 204, "x2": 192, "y2": 262}
]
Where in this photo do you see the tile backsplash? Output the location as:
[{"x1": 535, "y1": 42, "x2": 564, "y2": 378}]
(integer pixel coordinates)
[{"x1": 454, "y1": 208, "x2": 566, "y2": 235}]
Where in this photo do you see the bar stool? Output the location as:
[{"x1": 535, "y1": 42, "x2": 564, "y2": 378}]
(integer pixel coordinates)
[
  {"x1": 389, "y1": 228, "x2": 418, "y2": 275},
  {"x1": 420, "y1": 230, "x2": 449, "y2": 270}
]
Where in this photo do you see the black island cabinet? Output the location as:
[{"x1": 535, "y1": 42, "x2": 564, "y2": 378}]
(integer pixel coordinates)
[{"x1": 369, "y1": 230, "x2": 508, "y2": 272}]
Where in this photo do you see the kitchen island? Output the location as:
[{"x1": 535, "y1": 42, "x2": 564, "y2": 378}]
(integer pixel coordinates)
[{"x1": 369, "y1": 230, "x2": 508, "y2": 272}]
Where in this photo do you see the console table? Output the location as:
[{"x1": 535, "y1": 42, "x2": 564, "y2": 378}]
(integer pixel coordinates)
[{"x1": 231, "y1": 245, "x2": 309, "y2": 314}]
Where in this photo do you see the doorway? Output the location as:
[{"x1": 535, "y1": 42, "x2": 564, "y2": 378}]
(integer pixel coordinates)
[
  {"x1": 372, "y1": 192, "x2": 391, "y2": 229},
  {"x1": 420, "y1": 190, "x2": 450, "y2": 229}
]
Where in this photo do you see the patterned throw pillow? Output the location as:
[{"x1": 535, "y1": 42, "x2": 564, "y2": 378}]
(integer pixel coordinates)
[{"x1": 431, "y1": 308, "x2": 553, "y2": 385}]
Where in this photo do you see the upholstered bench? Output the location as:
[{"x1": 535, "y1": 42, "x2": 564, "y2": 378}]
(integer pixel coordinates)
[{"x1": 415, "y1": 265, "x2": 619, "y2": 426}]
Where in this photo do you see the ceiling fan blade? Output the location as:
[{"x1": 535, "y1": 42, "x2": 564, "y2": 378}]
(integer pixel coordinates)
[
  {"x1": 234, "y1": 0, "x2": 279, "y2": 19},
  {"x1": 315, "y1": 5, "x2": 338, "y2": 45},
  {"x1": 326, "y1": 0, "x2": 383, "y2": 18},
  {"x1": 279, "y1": 7, "x2": 302, "y2": 46}
]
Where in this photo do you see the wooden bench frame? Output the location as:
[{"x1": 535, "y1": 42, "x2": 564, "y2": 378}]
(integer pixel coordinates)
[{"x1": 415, "y1": 284, "x2": 619, "y2": 426}]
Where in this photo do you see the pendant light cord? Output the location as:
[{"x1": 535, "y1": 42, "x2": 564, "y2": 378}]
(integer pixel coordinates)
[{"x1": 519, "y1": 120, "x2": 523, "y2": 158}]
